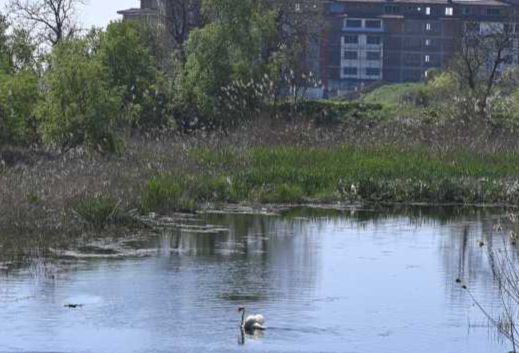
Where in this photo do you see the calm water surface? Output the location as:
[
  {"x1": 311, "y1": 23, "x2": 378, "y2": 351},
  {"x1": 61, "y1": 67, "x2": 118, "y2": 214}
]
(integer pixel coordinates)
[{"x1": 0, "y1": 207, "x2": 512, "y2": 352}]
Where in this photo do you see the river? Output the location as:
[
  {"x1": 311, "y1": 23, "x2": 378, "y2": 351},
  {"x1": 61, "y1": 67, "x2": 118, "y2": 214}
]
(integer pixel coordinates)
[{"x1": 0, "y1": 206, "x2": 512, "y2": 352}]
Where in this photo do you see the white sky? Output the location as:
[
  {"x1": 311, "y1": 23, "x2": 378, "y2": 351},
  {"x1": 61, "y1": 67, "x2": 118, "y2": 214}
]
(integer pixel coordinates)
[{"x1": 0, "y1": 0, "x2": 138, "y2": 28}]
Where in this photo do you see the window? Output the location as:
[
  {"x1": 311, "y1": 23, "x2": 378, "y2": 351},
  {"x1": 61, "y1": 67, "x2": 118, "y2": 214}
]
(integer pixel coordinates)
[
  {"x1": 462, "y1": 7, "x2": 470, "y2": 15},
  {"x1": 344, "y1": 51, "x2": 358, "y2": 59},
  {"x1": 504, "y1": 55, "x2": 513, "y2": 64},
  {"x1": 295, "y1": 3, "x2": 301, "y2": 12},
  {"x1": 366, "y1": 51, "x2": 381, "y2": 60},
  {"x1": 367, "y1": 36, "x2": 381, "y2": 45},
  {"x1": 487, "y1": 8, "x2": 500, "y2": 16},
  {"x1": 425, "y1": 55, "x2": 430, "y2": 63},
  {"x1": 384, "y1": 5, "x2": 400, "y2": 13},
  {"x1": 345, "y1": 19, "x2": 362, "y2": 28},
  {"x1": 425, "y1": 7, "x2": 431, "y2": 15},
  {"x1": 343, "y1": 67, "x2": 358, "y2": 76},
  {"x1": 426, "y1": 23, "x2": 431, "y2": 31},
  {"x1": 425, "y1": 39, "x2": 431, "y2": 46},
  {"x1": 365, "y1": 20, "x2": 382, "y2": 29},
  {"x1": 343, "y1": 35, "x2": 359, "y2": 44},
  {"x1": 365, "y1": 68, "x2": 380, "y2": 76},
  {"x1": 445, "y1": 7, "x2": 453, "y2": 16}
]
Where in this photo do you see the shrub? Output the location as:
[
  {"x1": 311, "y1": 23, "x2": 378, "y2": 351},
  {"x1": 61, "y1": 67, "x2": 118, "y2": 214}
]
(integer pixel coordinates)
[
  {"x1": 276, "y1": 99, "x2": 387, "y2": 125},
  {"x1": 36, "y1": 39, "x2": 124, "y2": 153},
  {"x1": 0, "y1": 70, "x2": 39, "y2": 145}
]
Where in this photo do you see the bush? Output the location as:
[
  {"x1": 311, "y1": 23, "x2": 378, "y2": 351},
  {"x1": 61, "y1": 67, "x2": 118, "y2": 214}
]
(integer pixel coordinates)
[
  {"x1": 0, "y1": 70, "x2": 39, "y2": 145},
  {"x1": 98, "y1": 21, "x2": 172, "y2": 129},
  {"x1": 36, "y1": 39, "x2": 124, "y2": 153},
  {"x1": 276, "y1": 99, "x2": 387, "y2": 125}
]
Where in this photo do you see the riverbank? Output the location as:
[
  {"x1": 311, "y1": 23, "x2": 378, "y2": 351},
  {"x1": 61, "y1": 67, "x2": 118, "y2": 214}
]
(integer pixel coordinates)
[{"x1": 3, "y1": 116, "x2": 519, "y2": 234}]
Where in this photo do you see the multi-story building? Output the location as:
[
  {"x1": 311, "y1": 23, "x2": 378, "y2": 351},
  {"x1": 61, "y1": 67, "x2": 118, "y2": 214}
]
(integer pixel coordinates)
[
  {"x1": 118, "y1": 0, "x2": 167, "y2": 28},
  {"x1": 322, "y1": 0, "x2": 517, "y2": 94}
]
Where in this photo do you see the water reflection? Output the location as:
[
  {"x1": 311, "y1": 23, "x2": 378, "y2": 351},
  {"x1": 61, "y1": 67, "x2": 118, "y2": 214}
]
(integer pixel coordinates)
[{"x1": 0, "y1": 206, "x2": 515, "y2": 353}]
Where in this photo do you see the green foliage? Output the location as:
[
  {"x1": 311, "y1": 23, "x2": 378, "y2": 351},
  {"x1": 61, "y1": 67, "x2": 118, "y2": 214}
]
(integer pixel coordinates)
[
  {"x1": 277, "y1": 100, "x2": 388, "y2": 124},
  {"x1": 137, "y1": 145, "x2": 519, "y2": 210},
  {"x1": 142, "y1": 176, "x2": 197, "y2": 213},
  {"x1": 8, "y1": 28, "x2": 37, "y2": 72},
  {"x1": 0, "y1": 14, "x2": 10, "y2": 73},
  {"x1": 97, "y1": 21, "x2": 170, "y2": 128},
  {"x1": 0, "y1": 70, "x2": 39, "y2": 145},
  {"x1": 36, "y1": 39, "x2": 124, "y2": 152},
  {"x1": 180, "y1": 0, "x2": 277, "y2": 125},
  {"x1": 142, "y1": 174, "x2": 235, "y2": 213},
  {"x1": 73, "y1": 196, "x2": 120, "y2": 230}
]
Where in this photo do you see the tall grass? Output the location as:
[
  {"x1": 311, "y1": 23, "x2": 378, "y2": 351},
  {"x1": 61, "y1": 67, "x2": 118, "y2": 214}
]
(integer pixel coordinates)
[
  {"x1": 4, "y1": 116, "x2": 519, "y2": 234},
  {"x1": 143, "y1": 145, "x2": 519, "y2": 210}
]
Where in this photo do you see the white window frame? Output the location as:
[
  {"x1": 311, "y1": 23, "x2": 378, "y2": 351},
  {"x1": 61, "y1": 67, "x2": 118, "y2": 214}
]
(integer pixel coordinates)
[
  {"x1": 445, "y1": 7, "x2": 453, "y2": 16},
  {"x1": 425, "y1": 7, "x2": 431, "y2": 15}
]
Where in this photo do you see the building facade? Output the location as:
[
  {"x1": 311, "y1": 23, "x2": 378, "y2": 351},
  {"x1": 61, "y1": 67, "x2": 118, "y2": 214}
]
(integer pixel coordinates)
[
  {"x1": 118, "y1": 0, "x2": 167, "y2": 28},
  {"x1": 322, "y1": 0, "x2": 516, "y2": 94}
]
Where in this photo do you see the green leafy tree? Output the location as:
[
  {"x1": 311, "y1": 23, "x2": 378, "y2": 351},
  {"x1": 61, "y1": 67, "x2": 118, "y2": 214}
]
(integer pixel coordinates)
[
  {"x1": 0, "y1": 14, "x2": 12, "y2": 73},
  {"x1": 0, "y1": 70, "x2": 39, "y2": 145},
  {"x1": 9, "y1": 28, "x2": 38, "y2": 72},
  {"x1": 180, "y1": 0, "x2": 277, "y2": 125},
  {"x1": 36, "y1": 39, "x2": 124, "y2": 152},
  {"x1": 98, "y1": 21, "x2": 171, "y2": 128}
]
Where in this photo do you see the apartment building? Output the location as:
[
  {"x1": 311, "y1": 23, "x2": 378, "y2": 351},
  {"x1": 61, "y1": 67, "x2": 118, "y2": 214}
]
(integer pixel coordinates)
[
  {"x1": 322, "y1": 0, "x2": 516, "y2": 93},
  {"x1": 118, "y1": 0, "x2": 167, "y2": 28}
]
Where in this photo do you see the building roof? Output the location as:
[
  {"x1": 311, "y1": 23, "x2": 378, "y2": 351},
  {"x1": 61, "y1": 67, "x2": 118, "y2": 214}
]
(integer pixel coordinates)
[
  {"x1": 117, "y1": 8, "x2": 159, "y2": 16},
  {"x1": 334, "y1": 0, "x2": 510, "y2": 6}
]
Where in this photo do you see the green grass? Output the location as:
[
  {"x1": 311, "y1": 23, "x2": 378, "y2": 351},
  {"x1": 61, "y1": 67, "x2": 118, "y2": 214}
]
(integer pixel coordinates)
[
  {"x1": 362, "y1": 83, "x2": 428, "y2": 107},
  {"x1": 73, "y1": 196, "x2": 120, "y2": 230},
  {"x1": 141, "y1": 145, "x2": 519, "y2": 212}
]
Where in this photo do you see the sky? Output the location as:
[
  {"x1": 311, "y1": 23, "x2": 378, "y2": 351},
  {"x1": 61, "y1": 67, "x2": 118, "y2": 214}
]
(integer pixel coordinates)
[{"x1": 0, "y1": 0, "x2": 138, "y2": 28}]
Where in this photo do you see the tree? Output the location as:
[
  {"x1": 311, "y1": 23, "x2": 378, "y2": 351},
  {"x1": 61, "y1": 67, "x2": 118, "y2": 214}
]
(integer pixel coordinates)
[
  {"x1": 8, "y1": 28, "x2": 38, "y2": 72},
  {"x1": 98, "y1": 21, "x2": 171, "y2": 128},
  {"x1": 0, "y1": 70, "x2": 40, "y2": 146},
  {"x1": 36, "y1": 39, "x2": 124, "y2": 152},
  {"x1": 180, "y1": 0, "x2": 277, "y2": 125},
  {"x1": 7, "y1": 0, "x2": 85, "y2": 46},
  {"x1": 450, "y1": 19, "x2": 518, "y2": 114},
  {"x1": 0, "y1": 14, "x2": 11, "y2": 73}
]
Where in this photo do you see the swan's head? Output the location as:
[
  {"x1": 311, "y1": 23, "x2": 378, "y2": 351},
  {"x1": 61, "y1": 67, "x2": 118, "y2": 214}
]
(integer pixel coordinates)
[{"x1": 238, "y1": 306, "x2": 245, "y2": 312}]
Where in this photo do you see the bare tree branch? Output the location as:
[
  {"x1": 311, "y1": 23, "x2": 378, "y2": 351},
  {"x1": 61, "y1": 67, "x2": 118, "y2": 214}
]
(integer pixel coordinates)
[{"x1": 7, "y1": 0, "x2": 85, "y2": 46}]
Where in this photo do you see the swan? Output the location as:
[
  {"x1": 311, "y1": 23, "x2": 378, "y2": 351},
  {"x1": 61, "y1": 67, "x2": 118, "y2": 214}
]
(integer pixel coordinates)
[{"x1": 238, "y1": 306, "x2": 266, "y2": 332}]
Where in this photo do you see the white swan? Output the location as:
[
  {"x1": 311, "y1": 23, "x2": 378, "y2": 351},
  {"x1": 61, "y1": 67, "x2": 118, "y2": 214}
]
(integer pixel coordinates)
[{"x1": 238, "y1": 306, "x2": 266, "y2": 331}]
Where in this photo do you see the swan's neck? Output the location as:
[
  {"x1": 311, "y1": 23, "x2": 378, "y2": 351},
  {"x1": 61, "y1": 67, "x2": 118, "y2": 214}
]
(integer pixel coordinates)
[{"x1": 240, "y1": 309, "x2": 246, "y2": 327}]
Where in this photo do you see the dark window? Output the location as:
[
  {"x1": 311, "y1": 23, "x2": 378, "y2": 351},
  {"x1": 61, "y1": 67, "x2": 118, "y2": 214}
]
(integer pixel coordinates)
[
  {"x1": 344, "y1": 51, "x2": 358, "y2": 59},
  {"x1": 345, "y1": 19, "x2": 362, "y2": 28},
  {"x1": 344, "y1": 35, "x2": 359, "y2": 44},
  {"x1": 384, "y1": 5, "x2": 400, "y2": 13},
  {"x1": 462, "y1": 7, "x2": 470, "y2": 15},
  {"x1": 365, "y1": 68, "x2": 380, "y2": 76},
  {"x1": 365, "y1": 20, "x2": 382, "y2": 29},
  {"x1": 366, "y1": 51, "x2": 380, "y2": 60},
  {"x1": 487, "y1": 8, "x2": 500, "y2": 16},
  {"x1": 343, "y1": 67, "x2": 358, "y2": 75},
  {"x1": 367, "y1": 36, "x2": 381, "y2": 45}
]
